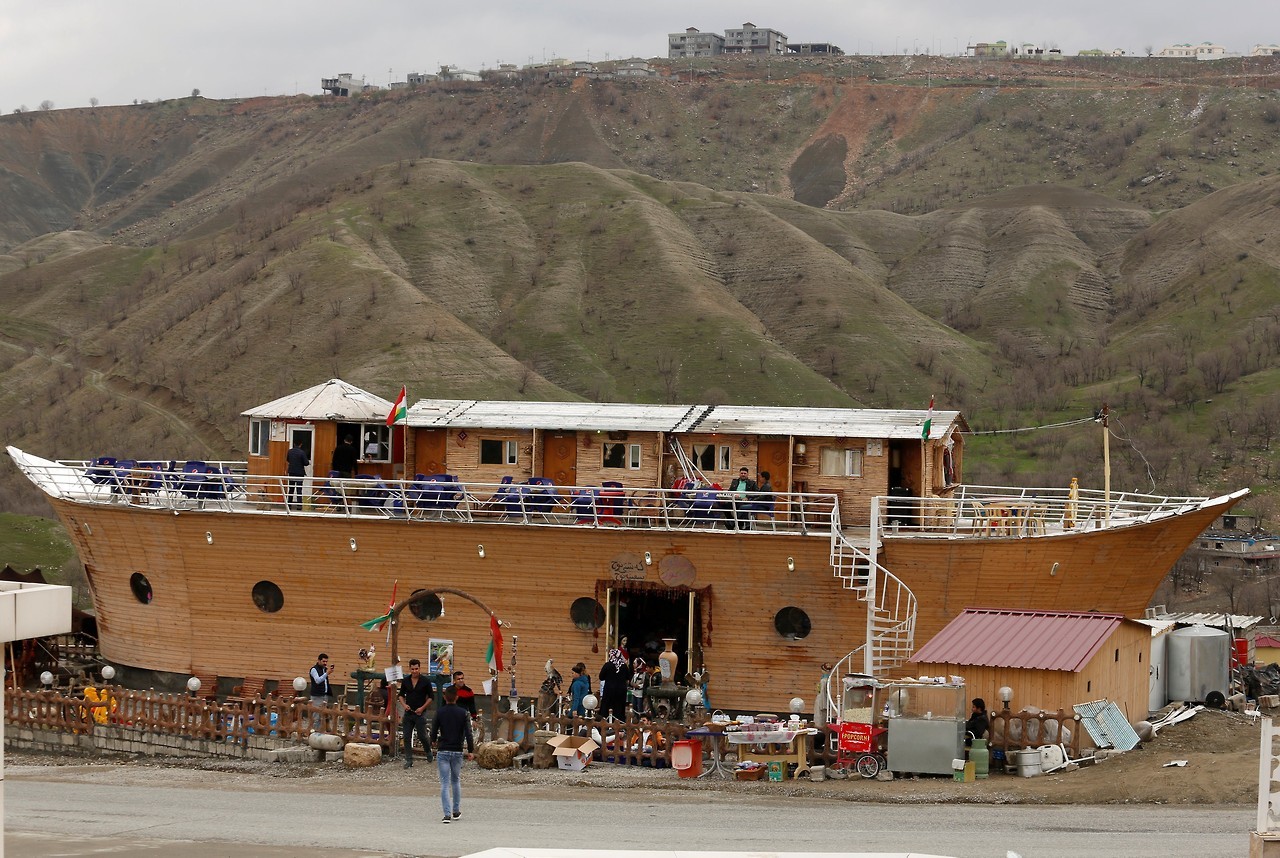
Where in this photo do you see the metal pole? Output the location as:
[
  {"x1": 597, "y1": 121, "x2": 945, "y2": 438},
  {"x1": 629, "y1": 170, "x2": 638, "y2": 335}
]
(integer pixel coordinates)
[{"x1": 1101, "y1": 403, "x2": 1111, "y2": 521}]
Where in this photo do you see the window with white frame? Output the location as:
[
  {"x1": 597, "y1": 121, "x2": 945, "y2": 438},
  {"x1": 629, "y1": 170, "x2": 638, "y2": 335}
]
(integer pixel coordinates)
[
  {"x1": 602, "y1": 442, "x2": 642, "y2": 470},
  {"x1": 249, "y1": 419, "x2": 270, "y2": 457},
  {"x1": 691, "y1": 443, "x2": 732, "y2": 472},
  {"x1": 361, "y1": 425, "x2": 392, "y2": 462},
  {"x1": 480, "y1": 439, "x2": 518, "y2": 466},
  {"x1": 819, "y1": 447, "x2": 863, "y2": 477}
]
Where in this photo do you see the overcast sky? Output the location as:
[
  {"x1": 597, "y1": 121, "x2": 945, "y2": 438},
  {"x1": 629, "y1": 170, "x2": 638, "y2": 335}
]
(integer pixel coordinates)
[{"x1": 2, "y1": 1, "x2": 1274, "y2": 112}]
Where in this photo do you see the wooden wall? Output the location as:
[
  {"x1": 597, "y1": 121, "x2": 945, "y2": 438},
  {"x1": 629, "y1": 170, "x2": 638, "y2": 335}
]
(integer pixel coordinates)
[
  {"x1": 882, "y1": 499, "x2": 1234, "y2": 645},
  {"x1": 574, "y1": 431, "x2": 664, "y2": 489},
  {"x1": 60, "y1": 499, "x2": 861, "y2": 715},
  {"x1": 789, "y1": 436, "x2": 891, "y2": 527}
]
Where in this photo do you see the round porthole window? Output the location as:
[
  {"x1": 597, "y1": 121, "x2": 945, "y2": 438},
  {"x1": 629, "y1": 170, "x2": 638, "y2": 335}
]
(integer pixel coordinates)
[
  {"x1": 252, "y1": 581, "x2": 284, "y2": 613},
  {"x1": 410, "y1": 589, "x2": 443, "y2": 621},
  {"x1": 570, "y1": 597, "x2": 605, "y2": 631},
  {"x1": 774, "y1": 606, "x2": 811, "y2": 640},
  {"x1": 129, "y1": 572, "x2": 153, "y2": 605}
]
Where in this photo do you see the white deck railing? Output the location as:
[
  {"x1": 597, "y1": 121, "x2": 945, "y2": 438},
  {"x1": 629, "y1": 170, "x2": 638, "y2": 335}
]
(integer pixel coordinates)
[
  {"x1": 9, "y1": 452, "x2": 845, "y2": 536},
  {"x1": 873, "y1": 483, "x2": 1214, "y2": 540}
]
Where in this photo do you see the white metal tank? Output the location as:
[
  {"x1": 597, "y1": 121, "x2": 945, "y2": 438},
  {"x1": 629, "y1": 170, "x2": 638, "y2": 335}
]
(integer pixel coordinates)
[{"x1": 1166, "y1": 625, "x2": 1230, "y2": 704}]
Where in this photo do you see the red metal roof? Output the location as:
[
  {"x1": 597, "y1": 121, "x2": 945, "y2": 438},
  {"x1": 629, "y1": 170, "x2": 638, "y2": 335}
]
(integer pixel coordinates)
[
  {"x1": 1256, "y1": 635, "x2": 1280, "y2": 648},
  {"x1": 909, "y1": 609, "x2": 1126, "y2": 673}
]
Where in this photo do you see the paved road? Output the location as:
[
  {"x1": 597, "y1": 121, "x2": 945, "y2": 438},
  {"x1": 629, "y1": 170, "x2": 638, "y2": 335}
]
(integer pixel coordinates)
[{"x1": 3, "y1": 769, "x2": 1253, "y2": 858}]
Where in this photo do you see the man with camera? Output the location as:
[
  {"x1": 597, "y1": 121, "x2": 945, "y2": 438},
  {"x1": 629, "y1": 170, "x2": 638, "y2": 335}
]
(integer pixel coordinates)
[{"x1": 309, "y1": 653, "x2": 333, "y2": 729}]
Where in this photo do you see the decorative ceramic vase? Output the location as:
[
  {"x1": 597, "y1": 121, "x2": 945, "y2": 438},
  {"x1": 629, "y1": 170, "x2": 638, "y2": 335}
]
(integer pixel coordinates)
[
  {"x1": 658, "y1": 638, "x2": 678, "y2": 686},
  {"x1": 970, "y1": 738, "x2": 989, "y2": 779}
]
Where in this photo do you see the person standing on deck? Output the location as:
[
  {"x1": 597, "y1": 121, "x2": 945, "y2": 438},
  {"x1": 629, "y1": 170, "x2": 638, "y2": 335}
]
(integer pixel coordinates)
[
  {"x1": 330, "y1": 436, "x2": 358, "y2": 479},
  {"x1": 431, "y1": 685, "x2": 475, "y2": 823},
  {"x1": 726, "y1": 467, "x2": 757, "y2": 530},
  {"x1": 400, "y1": 658, "x2": 435, "y2": 767},
  {"x1": 286, "y1": 440, "x2": 309, "y2": 509}
]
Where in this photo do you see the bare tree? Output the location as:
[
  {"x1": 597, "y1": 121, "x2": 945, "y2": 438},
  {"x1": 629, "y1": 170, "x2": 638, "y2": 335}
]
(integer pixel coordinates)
[
  {"x1": 89, "y1": 97, "x2": 99, "y2": 108},
  {"x1": 38, "y1": 100, "x2": 53, "y2": 111},
  {"x1": 191, "y1": 88, "x2": 201, "y2": 98}
]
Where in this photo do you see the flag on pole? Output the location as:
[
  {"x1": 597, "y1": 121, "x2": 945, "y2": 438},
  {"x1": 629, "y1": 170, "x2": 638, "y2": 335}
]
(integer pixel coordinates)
[
  {"x1": 359, "y1": 580, "x2": 399, "y2": 633},
  {"x1": 386, "y1": 385, "x2": 407, "y2": 427},
  {"x1": 381, "y1": 580, "x2": 398, "y2": 643},
  {"x1": 922, "y1": 395, "x2": 934, "y2": 440},
  {"x1": 485, "y1": 615, "x2": 504, "y2": 673}
]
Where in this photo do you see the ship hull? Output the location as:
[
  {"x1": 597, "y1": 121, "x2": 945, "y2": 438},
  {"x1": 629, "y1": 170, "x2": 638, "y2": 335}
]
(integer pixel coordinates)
[{"x1": 48, "y1": 490, "x2": 1239, "y2": 713}]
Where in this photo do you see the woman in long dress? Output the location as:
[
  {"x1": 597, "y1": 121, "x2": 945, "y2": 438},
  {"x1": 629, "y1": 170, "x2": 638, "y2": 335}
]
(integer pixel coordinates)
[{"x1": 598, "y1": 649, "x2": 632, "y2": 720}]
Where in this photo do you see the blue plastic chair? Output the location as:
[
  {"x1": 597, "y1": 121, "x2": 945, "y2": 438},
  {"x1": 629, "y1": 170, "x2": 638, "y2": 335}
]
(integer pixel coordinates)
[
  {"x1": 85, "y1": 456, "x2": 117, "y2": 485},
  {"x1": 569, "y1": 489, "x2": 598, "y2": 524},
  {"x1": 685, "y1": 489, "x2": 720, "y2": 526}
]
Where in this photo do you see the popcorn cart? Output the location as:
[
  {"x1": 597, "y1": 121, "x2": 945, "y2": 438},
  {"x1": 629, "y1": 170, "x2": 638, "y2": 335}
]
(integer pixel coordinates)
[{"x1": 833, "y1": 674, "x2": 888, "y2": 778}]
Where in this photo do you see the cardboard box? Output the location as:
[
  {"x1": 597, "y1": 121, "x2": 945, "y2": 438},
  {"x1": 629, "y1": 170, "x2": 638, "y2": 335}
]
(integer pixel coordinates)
[{"x1": 546, "y1": 734, "x2": 600, "y2": 772}]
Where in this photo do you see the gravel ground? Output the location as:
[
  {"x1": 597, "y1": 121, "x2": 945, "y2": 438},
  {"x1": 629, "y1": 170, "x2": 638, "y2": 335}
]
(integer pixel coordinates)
[{"x1": 6, "y1": 706, "x2": 1263, "y2": 806}]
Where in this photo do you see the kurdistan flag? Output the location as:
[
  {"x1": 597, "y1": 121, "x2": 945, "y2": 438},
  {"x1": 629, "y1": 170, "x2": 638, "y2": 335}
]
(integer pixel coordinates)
[
  {"x1": 386, "y1": 385, "x2": 407, "y2": 426},
  {"x1": 485, "y1": 615, "x2": 504, "y2": 672},
  {"x1": 922, "y1": 395, "x2": 934, "y2": 440}
]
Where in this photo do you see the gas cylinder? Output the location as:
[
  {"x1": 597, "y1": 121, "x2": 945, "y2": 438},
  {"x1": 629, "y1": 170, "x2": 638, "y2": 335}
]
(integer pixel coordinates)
[{"x1": 970, "y1": 738, "x2": 990, "y2": 779}]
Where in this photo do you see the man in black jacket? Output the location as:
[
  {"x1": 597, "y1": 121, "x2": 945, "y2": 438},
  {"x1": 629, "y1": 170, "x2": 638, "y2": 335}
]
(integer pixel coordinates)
[
  {"x1": 330, "y1": 436, "x2": 358, "y2": 478},
  {"x1": 400, "y1": 659, "x2": 434, "y2": 767},
  {"x1": 431, "y1": 685, "x2": 475, "y2": 823}
]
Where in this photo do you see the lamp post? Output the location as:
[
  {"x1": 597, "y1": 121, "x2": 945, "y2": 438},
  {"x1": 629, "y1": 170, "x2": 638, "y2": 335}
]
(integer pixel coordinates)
[
  {"x1": 998, "y1": 685, "x2": 1013, "y2": 711},
  {"x1": 100, "y1": 665, "x2": 116, "y2": 683},
  {"x1": 40, "y1": 671, "x2": 54, "y2": 690},
  {"x1": 186, "y1": 676, "x2": 202, "y2": 697}
]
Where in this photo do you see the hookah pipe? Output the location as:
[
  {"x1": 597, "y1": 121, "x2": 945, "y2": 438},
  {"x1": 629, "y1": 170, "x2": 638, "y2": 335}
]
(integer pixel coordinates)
[{"x1": 508, "y1": 634, "x2": 519, "y2": 712}]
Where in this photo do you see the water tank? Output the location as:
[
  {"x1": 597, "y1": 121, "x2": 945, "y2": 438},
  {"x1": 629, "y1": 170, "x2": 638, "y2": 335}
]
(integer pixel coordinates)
[{"x1": 1166, "y1": 625, "x2": 1230, "y2": 703}]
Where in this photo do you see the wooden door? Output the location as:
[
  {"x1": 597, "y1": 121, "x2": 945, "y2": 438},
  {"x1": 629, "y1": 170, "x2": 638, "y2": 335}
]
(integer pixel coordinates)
[
  {"x1": 542, "y1": 431, "x2": 578, "y2": 486},
  {"x1": 414, "y1": 429, "x2": 447, "y2": 476},
  {"x1": 756, "y1": 439, "x2": 788, "y2": 486}
]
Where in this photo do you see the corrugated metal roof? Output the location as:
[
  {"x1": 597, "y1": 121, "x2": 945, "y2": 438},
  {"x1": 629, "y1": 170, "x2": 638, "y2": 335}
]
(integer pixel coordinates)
[
  {"x1": 1136, "y1": 619, "x2": 1178, "y2": 637},
  {"x1": 1145, "y1": 611, "x2": 1263, "y2": 631},
  {"x1": 909, "y1": 609, "x2": 1126, "y2": 673},
  {"x1": 693, "y1": 405, "x2": 966, "y2": 440},
  {"x1": 406, "y1": 399, "x2": 965, "y2": 438},
  {"x1": 241, "y1": 379, "x2": 392, "y2": 421},
  {"x1": 1074, "y1": 699, "x2": 1142, "y2": 751},
  {"x1": 407, "y1": 400, "x2": 700, "y2": 432}
]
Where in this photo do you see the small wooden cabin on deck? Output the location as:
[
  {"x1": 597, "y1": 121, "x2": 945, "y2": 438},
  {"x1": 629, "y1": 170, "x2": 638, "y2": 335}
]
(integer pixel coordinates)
[{"x1": 241, "y1": 379, "x2": 969, "y2": 527}]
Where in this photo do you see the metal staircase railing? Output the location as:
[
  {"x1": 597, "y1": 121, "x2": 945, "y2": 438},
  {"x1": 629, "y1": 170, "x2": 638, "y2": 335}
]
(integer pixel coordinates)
[{"x1": 819, "y1": 499, "x2": 917, "y2": 727}]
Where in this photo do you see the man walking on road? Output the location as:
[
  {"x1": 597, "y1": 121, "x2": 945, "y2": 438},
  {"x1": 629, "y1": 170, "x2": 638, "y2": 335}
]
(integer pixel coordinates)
[
  {"x1": 431, "y1": 685, "x2": 474, "y2": 823},
  {"x1": 399, "y1": 659, "x2": 434, "y2": 767}
]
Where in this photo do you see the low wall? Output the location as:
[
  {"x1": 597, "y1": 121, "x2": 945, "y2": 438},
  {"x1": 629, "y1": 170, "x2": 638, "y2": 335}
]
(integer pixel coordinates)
[{"x1": 7, "y1": 722, "x2": 297, "y2": 760}]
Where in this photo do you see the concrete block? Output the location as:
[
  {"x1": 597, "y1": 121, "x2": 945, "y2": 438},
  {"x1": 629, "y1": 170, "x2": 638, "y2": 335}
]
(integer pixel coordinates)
[
  {"x1": 1262, "y1": 695, "x2": 1280, "y2": 710},
  {"x1": 268, "y1": 747, "x2": 321, "y2": 763}
]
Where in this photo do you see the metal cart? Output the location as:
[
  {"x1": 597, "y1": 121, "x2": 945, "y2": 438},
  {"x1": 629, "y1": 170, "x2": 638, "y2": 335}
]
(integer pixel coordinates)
[{"x1": 832, "y1": 674, "x2": 889, "y2": 778}]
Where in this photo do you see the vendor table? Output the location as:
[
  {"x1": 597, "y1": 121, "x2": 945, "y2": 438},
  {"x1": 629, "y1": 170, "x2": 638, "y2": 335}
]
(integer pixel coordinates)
[
  {"x1": 726, "y1": 727, "x2": 817, "y2": 779},
  {"x1": 685, "y1": 727, "x2": 732, "y2": 779}
]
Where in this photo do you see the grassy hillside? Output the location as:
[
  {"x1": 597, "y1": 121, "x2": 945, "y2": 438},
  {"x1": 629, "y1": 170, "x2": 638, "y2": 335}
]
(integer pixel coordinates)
[{"x1": 0, "y1": 55, "x2": 1277, "y2": 528}]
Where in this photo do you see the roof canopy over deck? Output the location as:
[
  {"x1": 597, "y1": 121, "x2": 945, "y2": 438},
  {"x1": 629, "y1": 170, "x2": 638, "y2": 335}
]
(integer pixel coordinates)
[
  {"x1": 404, "y1": 398, "x2": 967, "y2": 439},
  {"x1": 240, "y1": 378, "x2": 392, "y2": 422}
]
